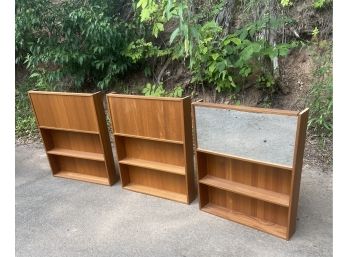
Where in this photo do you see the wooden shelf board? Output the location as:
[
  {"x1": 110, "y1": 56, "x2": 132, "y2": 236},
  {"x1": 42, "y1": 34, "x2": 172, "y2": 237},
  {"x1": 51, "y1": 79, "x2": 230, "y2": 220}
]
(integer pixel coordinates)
[
  {"x1": 199, "y1": 175, "x2": 289, "y2": 207},
  {"x1": 201, "y1": 203, "x2": 288, "y2": 239},
  {"x1": 107, "y1": 93, "x2": 188, "y2": 102},
  {"x1": 47, "y1": 148, "x2": 104, "y2": 161},
  {"x1": 54, "y1": 171, "x2": 110, "y2": 185},
  {"x1": 196, "y1": 148, "x2": 293, "y2": 171},
  {"x1": 119, "y1": 158, "x2": 185, "y2": 176},
  {"x1": 28, "y1": 90, "x2": 98, "y2": 97},
  {"x1": 124, "y1": 183, "x2": 187, "y2": 203},
  {"x1": 114, "y1": 133, "x2": 184, "y2": 145},
  {"x1": 39, "y1": 126, "x2": 99, "y2": 134},
  {"x1": 192, "y1": 101, "x2": 299, "y2": 116}
]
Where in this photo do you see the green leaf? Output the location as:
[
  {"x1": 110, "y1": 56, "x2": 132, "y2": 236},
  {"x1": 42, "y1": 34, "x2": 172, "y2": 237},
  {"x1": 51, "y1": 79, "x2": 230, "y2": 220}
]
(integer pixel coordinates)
[
  {"x1": 29, "y1": 72, "x2": 40, "y2": 78},
  {"x1": 216, "y1": 61, "x2": 225, "y2": 72},
  {"x1": 208, "y1": 63, "x2": 216, "y2": 73},
  {"x1": 156, "y1": 23, "x2": 164, "y2": 32},
  {"x1": 78, "y1": 56, "x2": 84, "y2": 65},
  {"x1": 169, "y1": 27, "x2": 180, "y2": 45},
  {"x1": 153, "y1": 23, "x2": 164, "y2": 38},
  {"x1": 137, "y1": 0, "x2": 147, "y2": 9},
  {"x1": 230, "y1": 37, "x2": 241, "y2": 46},
  {"x1": 211, "y1": 53, "x2": 219, "y2": 60}
]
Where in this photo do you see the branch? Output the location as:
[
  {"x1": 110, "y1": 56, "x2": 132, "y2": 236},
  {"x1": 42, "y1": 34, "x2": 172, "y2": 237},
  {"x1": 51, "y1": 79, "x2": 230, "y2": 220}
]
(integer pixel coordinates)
[{"x1": 156, "y1": 58, "x2": 171, "y2": 84}]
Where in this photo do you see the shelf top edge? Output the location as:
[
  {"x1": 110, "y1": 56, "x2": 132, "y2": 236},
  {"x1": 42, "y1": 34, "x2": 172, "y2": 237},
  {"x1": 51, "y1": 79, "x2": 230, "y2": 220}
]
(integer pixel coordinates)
[
  {"x1": 39, "y1": 126, "x2": 100, "y2": 134},
  {"x1": 196, "y1": 148, "x2": 293, "y2": 170},
  {"x1": 192, "y1": 102, "x2": 300, "y2": 116},
  {"x1": 114, "y1": 133, "x2": 184, "y2": 144},
  {"x1": 28, "y1": 90, "x2": 101, "y2": 97},
  {"x1": 106, "y1": 93, "x2": 190, "y2": 102}
]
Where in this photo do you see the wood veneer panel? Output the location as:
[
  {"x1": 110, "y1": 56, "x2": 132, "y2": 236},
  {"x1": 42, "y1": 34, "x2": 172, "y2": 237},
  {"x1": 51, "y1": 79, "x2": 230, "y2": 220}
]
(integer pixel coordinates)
[
  {"x1": 29, "y1": 91, "x2": 117, "y2": 185},
  {"x1": 29, "y1": 92, "x2": 99, "y2": 132},
  {"x1": 202, "y1": 203, "x2": 287, "y2": 239},
  {"x1": 47, "y1": 148, "x2": 104, "y2": 161},
  {"x1": 120, "y1": 165, "x2": 187, "y2": 203},
  {"x1": 52, "y1": 156, "x2": 107, "y2": 178},
  {"x1": 287, "y1": 108, "x2": 309, "y2": 239},
  {"x1": 200, "y1": 175, "x2": 289, "y2": 207},
  {"x1": 193, "y1": 103, "x2": 308, "y2": 239},
  {"x1": 107, "y1": 95, "x2": 184, "y2": 142},
  {"x1": 182, "y1": 97, "x2": 196, "y2": 203},
  {"x1": 116, "y1": 136, "x2": 185, "y2": 166},
  {"x1": 41, "y1": 129, "x2": 103, "y2": 154},
  {"x1": 92, "y1": 92, "x2": 118, "y2": 185},
  {"x1": 119, "y1": 158, "x2": 185, "y2": 176},
  {"x1": 201, "y1": 185, "x2": 288, "y2": 238},
  {"x1": 124, "y1": 184, "x2": 187, "y2": 203},
  {"x1": 114, "y1": 133, "x2": 183, "y2": 144},
  {"x1": 197, "y1": 152, "x2": 291, "y2": 195},
  {"x1": 192, "y1": 102, "x2": 299, "y2": 116},
  {"x1": 107, "y1": 94, "x2": 195, "y2": 204},
  {"x1": 54, "y1": 172, "x2": 109, "y2": 185}
]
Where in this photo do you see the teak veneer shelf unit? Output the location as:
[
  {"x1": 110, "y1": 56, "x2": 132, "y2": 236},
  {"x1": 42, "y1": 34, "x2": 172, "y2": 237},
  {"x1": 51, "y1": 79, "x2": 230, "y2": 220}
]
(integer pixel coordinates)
[
  {"x1": 28, "y1": 91, "x2": 117, "y2": 185},
  {"x1": 192, "y1": 102, "x2": 309, "y2": 240},
  {"x1": 107, "y1": 94, "x2": 195, "y2": 204}
]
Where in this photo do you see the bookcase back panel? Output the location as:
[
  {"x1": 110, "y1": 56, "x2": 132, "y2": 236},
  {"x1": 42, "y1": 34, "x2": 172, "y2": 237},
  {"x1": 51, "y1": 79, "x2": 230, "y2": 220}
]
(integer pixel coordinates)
[
  {"x1": 29, "y1": 93, "x2": 98, "y2": 132},
  {"x1": 117, "y1": 136, "x2": 185, "y2": 166},
  {"x1": 42, "y1": 129, "x2": 103, "y2": 153},
  {"x1": 54, "y1": 156, "x2": 107, "y2": 178},
  {"x1": 195, "y1": 106, "x2": 297, "y2": 166},
  {"x1": 198, "y1": 153, "x2": 291, "y2": 194},
  {"x1": 108, "y1": 97, "x2": 184, "y2": 141},
  {"x1": 208, "y1": 186, "x2": 288, "y2": 226},
  {"x1": 124, "y1": 166, "x2": 187, "y2": 194}
]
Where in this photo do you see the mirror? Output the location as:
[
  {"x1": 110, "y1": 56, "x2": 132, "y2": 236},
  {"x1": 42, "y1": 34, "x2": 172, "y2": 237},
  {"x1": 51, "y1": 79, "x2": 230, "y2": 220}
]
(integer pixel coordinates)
[{"x1": 194, "y1": 106, "x2": 298, "y2": 167}]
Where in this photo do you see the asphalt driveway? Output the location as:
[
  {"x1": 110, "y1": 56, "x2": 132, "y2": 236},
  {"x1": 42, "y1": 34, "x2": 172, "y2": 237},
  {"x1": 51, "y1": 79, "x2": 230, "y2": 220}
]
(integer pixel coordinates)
[{"x1": 15, "y1": 143, "x2": 332, "y2": 257}]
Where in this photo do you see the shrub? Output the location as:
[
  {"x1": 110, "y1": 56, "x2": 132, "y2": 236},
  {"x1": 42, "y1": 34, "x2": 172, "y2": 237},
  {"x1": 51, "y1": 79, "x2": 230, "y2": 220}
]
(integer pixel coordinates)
[
  {"x1": 307, "y1": 41, "x2": 333, "y2": 142},
  {"x1": 16, "y1": 0, "x2": 156, "y2": 90}
]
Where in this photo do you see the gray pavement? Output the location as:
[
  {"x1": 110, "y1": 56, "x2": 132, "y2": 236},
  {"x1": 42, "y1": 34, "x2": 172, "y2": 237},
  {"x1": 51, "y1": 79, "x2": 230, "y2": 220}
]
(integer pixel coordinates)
[{"x1": 16, "y1": 143, "x2": 332, "y2": 257}]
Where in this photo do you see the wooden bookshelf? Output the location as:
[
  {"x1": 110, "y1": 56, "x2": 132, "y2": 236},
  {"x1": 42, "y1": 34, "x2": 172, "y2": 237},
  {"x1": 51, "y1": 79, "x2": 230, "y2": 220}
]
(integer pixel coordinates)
[
  {"x1": 192, "y1": 102, "x2": 308, "y2": 240},
  {"x1": 107, "y1": 94, "x2": 195, "y2": 204},
  {"x1": 28, "y1": 91, "x2": 117, "y2": 185}
]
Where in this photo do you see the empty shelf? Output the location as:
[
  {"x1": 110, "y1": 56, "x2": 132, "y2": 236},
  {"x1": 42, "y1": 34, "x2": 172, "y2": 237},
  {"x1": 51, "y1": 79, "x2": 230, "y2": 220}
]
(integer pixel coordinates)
[
  {"x1": 119, "y1": 158, "x2": 185, "y2": 176},
  {"x1": 202, "y1": 203, "x2": 287, "y2": 239},
  {"x1": 196, "y1": 148, "x2": 293, "y2": 171},
  {"x1": 199, "y1": 175, "x2": 289, "y2": 207},
  {"x1": 47, "y1": 148, "x2": 104, "y2": 161},
  {"x1": 124, "y1": 183, "x2": 187, "y2": 203}
]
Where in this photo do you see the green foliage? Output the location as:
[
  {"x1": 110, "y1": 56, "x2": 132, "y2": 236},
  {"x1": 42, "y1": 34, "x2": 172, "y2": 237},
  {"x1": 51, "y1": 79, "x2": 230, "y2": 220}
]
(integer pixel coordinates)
[
  {"x1": 190, "y1": 19, "x2": 297, "y2": 92},
  {"x1": 307, "y1": 41, "x2": 333, "y2": 141},
  {"x1": 15, "y1": 0, "x2": 52, "y2": 64},
  {"x1": 15, "y1": 81, "x2": 37, "y2": 138},
  {"x1": 312, "y1": 27, "x2": 320, "y2": 38},
  {"x1": 136, "y1": 0, "x2": 296, "y2": 92},
  {"x1": 142, "y1": 83, "x2": 184, "y2": 98},
  {"x1": 280, "y1": 0, "x2": 293, "y2": 7},
  {"x1": 313, "y1": 0, "x2": 327, "y2": 9},
  {"x1": 124, "y1": 39, "x2": 168, "y2": 63},
  {"x1": 257, "y1": 73, "x2": 276, "y2": 93},
  {"x1": 142, "y1": 83, "x2": 166, "y2": 96},
  {"x1": 169, "y1": 85, "x2": 184, "y2": 98},
  {"x1": 16, "y1": 0, "x2": 156, "y2": 90}
]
